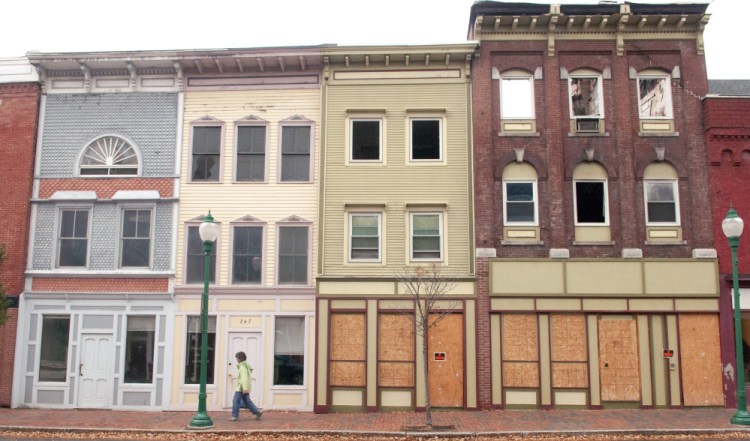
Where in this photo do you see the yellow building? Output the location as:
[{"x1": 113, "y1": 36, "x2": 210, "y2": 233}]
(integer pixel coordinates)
[{"x1": 315, "y1": 44, "x2": 478, "y2": 412}]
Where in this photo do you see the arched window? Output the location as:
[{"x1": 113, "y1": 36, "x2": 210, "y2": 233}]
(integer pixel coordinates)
[{"x1": 80, "y1": 135, "x2": 139, "y2": 176}]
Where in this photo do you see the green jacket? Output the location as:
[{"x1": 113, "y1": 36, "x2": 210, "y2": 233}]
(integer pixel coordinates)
[{"x1": 236, "y1": 360, "x2": 253, "y2": 393}]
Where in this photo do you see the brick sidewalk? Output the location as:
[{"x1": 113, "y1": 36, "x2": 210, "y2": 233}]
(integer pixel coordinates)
[{"x1": 0, "y1": 408, "x2": 750, "y2": 436}]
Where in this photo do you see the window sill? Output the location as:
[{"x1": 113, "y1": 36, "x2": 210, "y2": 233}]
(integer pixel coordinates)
[
  {"x1": 644, "y1": 240, "x2": 687, "y2": 246},
  {"x1": 498, "y1": 132, "x2": 540, "y2": 137},
  {"x1": 501, "y1": 240, "x2": 544, "y2": 246},
  {"x1": 568, "y1": 132, "x2": 610, "y2": 137},
  {"x1": 572, "y1": 241, "x2": 615, "y2": 246},
  {"x1": 638, "y1": 132, "x2": 680, "y2": 137}
]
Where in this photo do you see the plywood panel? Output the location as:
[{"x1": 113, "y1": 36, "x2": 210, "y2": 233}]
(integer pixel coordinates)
[
  {"x1": 378, "y1": 361, "x2": 415, "y2": 387},
  {"x1": 598, "y1": 318, "x2": 640, "y2": 402},
  {"x1": 502, "y1": 314, "x2": 538, "y2": 361},
  {"x1": 503, "y1": 362, "x2": 540, "y2": 388},
  {"x1": 428, "y1": 313, "x2": 464, "y2": 407},
  {"x1": 330, "y1": 361, "x2": 366, "y2": 387},
  {"x1": 551, "y1": 314, "x2": 587, "y2": 362},
  {"x1": 679, "y1": 314, "x2": 723, "y2": 406},
  {"x1": 331, "y1": 313, "x2": 366, "y2": 361},
  {"x1": 552, "y1": 362, "x2": 589, "y2": 388},
  {"x1": 379, "y1": 314, "x2": 414, "y2": 361}
]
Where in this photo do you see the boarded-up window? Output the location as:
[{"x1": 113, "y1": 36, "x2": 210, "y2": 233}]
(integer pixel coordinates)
[
  {"x1": 502, "y1": 313, "x2": 539, "y2": 388},
  {"x1": 550, "y1": 314, "x2": 588, "y2": 389},
  {"x1": 378, "y1": 314, "x2": 414, "y2": 387},
  {"x1": 679, "y1": 314, "x2": 723, "y2": 406},
  {"x1": 330, "y1": 313, "x2": 366, "y2": 387}
]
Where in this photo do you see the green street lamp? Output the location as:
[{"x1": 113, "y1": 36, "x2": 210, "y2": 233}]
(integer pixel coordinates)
[
  {"x1": 723, "y1": 207, "x2": 750, "y2": 425},
  {"x1": 188, "y1": 211, "x2": 219, "y2": 429}
]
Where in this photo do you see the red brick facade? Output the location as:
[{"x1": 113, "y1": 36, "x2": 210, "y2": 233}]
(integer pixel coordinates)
[{"x1": 0, "y1": 82, "x2": 40, "y2": 406}]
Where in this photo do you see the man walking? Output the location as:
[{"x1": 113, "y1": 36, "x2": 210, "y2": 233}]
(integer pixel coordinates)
[{"x1": 230, "y1": 351, "x2": 263, "y2": 421}]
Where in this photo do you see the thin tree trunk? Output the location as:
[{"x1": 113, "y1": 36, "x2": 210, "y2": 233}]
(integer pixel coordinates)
[{"x1": 423, "y1": 317, "x2": 432, "y2": 428}]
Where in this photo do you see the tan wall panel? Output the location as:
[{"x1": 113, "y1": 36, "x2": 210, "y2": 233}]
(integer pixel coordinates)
[
  {"x1": 574, "y1": 226, "x2": 611, "y2": 242},
  {"x1": 280, "y1": 299, "x2": 315, "y2": 312},
  {"x1": 330, "y1": 300, "x2": 367, "y2": 310},
  {"x1": 491, "y1": 314, "x2": 502, "y2": 405},
  {"x1": 379, "y1": 300, "x2": 415, "y2": 310},
  {"x1": 551, "y1": 314, "x2": 587, "y2": 362},
  {"x1": 638, "y1": 315, "x2": 653, "y2": 407},
  {"x1": 380, "y1": 390, "x2": 412, "y2": 407},
  {"x1": 666, "y1": 315, "x2": 681, "y2": 406},
  {"x1": 178, "y1": 299, "x2": 200, "y2": 311},
  {"x1": 503, "y1": 362, "x2": 540, "y2": 388},
  {"x1": 582, "y1": 298, "x2": 629, "y2": 311},
  {"x1": 331, "y1": 389, "x2": 364, "y2": 406},
  {"x1": 679, "y1": 314, "x2": 724, "y2": 406},
  {"x1": 316, "y1": 300, "x2": 329, "y2": 406},
  {"x1": 587, "y1": 315, "x2": 601, "y2": 406},
  {"x1": 502, "y1": 314, "x2": 538, "y2": 361},
  {"x1": 650, "y1": 315, "x2": 667, "y2": 407},
  {"x1": 567, "y1": 262, "x2": 643, "y2": 295},
  {"x1": 492, "y1": 261, "x2": 564, "y2": 295},
  {"x1": 330, "y1": 361, "x2": 366, "y2": 387},
  {"x1": 398, "y1": 281, "x2": 474, "y2": 296},
  {"x1": 465, "y1": 300, "x2": 477, "y2": 408},
  {"x1": 273, "y1": 394, "x2": 304, "y2": 406},
  {"x1": 644, "y1": 261, "x2": 718, "y2": 296},
  {"x1": 539, "y1": 315, "x2": 551, "y2": 406},
  {"x1": 492, "y1": 298, "x2": 535, "y2": 311},
  {"x1": 218, "y1": 299, "x2": 275, "y2": 311},
  {"x1": 330, "y1": 313, "x2": 366, "y2": 361},
  {"x1": 322, "y1": 282, "x2": 395, "y2": 296},
  {"x1": 228, "y1": 316, "x2": 262, "y2": 328},
  {"x1": 629, "y1": 299, "x2": 674, "y2": 311},
  {"x1": 505, "y1": 390, "x2": 538, "y2": 405},
  {"x1": 554, "y1": 390, "x2": 587, "y2": 406},
  {"x1": 674, "y1": 299, "x2": 720, "y2": 312},
  {"x1": 552, "y1": 363, "x2": 589, "y2": 388},
  {"x1": 537, "y1": 298, "x2": 581, "y2": 311},
  {"x1": 378, "y1": 362, "x2": 415, "y2": 387},
  {"x1": 367, "y1": 300, "x2": 378, "y2": 407}
]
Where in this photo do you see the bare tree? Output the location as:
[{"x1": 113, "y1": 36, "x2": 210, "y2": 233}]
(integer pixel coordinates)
[{"x1": 396, "y1": 262, "x2": 458, "y2": 429}]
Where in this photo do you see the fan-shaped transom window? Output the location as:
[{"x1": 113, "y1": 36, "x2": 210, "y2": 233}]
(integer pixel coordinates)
[{"x1": 80, "y1": 136, "x2": 139, "y2": 176}]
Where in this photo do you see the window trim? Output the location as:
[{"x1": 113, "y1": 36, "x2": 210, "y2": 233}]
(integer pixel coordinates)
[
  {"x1": 409, "y1": 211, "x2": 444, "y2": 262},
  {"x1": 230, "y1": 221, "x2": 266, "y2": 285},
  {"x1": 348, "y1": 212, "x2": 383, "y2": 263},
  {"x1": 502, "y1": 179, "x2": 539, "y2": 226},
  {"x1": 183, "y1": 221, "x2": 220, "y2": 285},
  {"x1": 118, "y1": 205, "x2": 155, "y2": 269},
  {"x1": 276, "y1": 221, "x2": 312, "y2": 286},
  {"x1": 55, "y1": 206, "x2": 92, "y2": 269},
  {"x1": 408, "y1": 116, "x2": 444, "y2": 163},
  {"x1": 233, "y1": 118, "x2": 269, "y2": 183},
  {"x1": 183, "y1": 315, "x2": 217, "y2": 386},
  {"x1": 188, "y1": 118, "x2": 225, "y2": 183},
  {"x1": 637, "y1": 73, "x2": 673, "y2": 120},
  {"x1": 348, "y1": 118, "x2": 383, "y2": 164},
  {"x1": 644, "y1": 179, "x2": 680, "y2": 226},
  {"x1": 568, "y1": 73, "x2": 605, "y2": 119},
  {"x1": 77, "y1": 134, "x2": 142, "y2": 177},
  {"x1": 500, "y1": 71, "x2": 535, "y2": 120},
  {"x1": 272, "y1": 315, "x2": 307, "y2": 387},
  {"x1": 278, "y1": 118, "x2": 314, "y2": 183},
  {"x1": 573, "y1": 179, "x2": 610, "y2": 226}
]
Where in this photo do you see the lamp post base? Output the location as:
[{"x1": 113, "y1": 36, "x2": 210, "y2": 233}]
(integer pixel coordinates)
[
  {"x1": 188, "y1": 412, "x2": 214, "y2": 429},
  {"x1": 731, "y1": 410, "x2": 750, "y2": 426}
]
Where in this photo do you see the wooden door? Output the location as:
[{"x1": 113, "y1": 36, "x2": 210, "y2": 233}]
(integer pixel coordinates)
[
  {"x1": 679, "y1": 314, "x2": 723, "y2": 406},
  {"x1": 225, "y1": 332, "x2": 262, "y2": 407},
  {"x1": 428, "y1": 313, "x2": 463, "y2": 407},
  {"x1": 78, "y1": 334, "x2": 113, "y2": 408},
  {"x1": 598, "y1": 317, "x2": 640, "y2": 402}
]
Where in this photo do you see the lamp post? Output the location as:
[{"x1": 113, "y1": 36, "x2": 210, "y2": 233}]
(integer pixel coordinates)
[
  {"x1": 188, "y1": 211, "x2": 219, "y2": 429},
  {"x1": 723, "y1": 207, "x2": 750, "y2": 425}
]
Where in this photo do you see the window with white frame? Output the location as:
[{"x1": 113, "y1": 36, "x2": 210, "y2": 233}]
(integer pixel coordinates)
[
  {"x1": 236, "y1": 125, "x2": 266, "y2": 181},
  {"x1": 349, "y1": 213, "x2": 381, "y2": 261},
  {"x1": 500, "y1": 73, "x2": 535, "y2": 119},
  {"x1": 350, "y1": 119, "x2": 381, "y2": 161},
  {"x1": 274, "y1": 316, "x2": 305, "y2": 386},
  {"x1": 280, "y1": 125, "x2": 311, "y2": 182},
  {"x1": 410, "y1": 213, "x2": 443, "y2": 260},
  {"x1": 504, "y1": 181, "x2": 537, "y2": 225},
  {"x1": 184, "y1": 316, "x2": 216, "y2": 385},
  {"x1": 569, "y1": 75, "x2": 603, "y2": 118},
  {"x1": 574, "y1": 180, "x2": 608, "y2": 224},
  {"x1": 57, "y1": 208, "x2": 89, "y2": 267},
  {"x1": 38, "y1": 315, "x2": 70, "y2": 382},
  {"x1": 120, "y1": 209, "x2": 152, "y2": 268},
  {"x1": 124, "y1": 316, "x2": 156, "y2": 384},
  {"x1": 638, "y1": 74, "x2": 672, "y2": 119},
  {"x1": 185, "y1": 225, "x2": 216, "y2": 284},
  {"x1": 278, "y1": 225, "x2": 309, "y2": 285},
  {"x1": 232, "y1": 225, "x2": 263, "y2": 284},
  {"x1": 410, "y1": 118, "x2": 442, "y2": 161},
  {"x1": 80, "y1": 135, "x2": 139, "y2": 176},
  {"x1": 644, "y1": 180, "x2": 679, "y2": 224},
  {"x1": 191, "y1": 126, "x2": 222, "y2": 181}
]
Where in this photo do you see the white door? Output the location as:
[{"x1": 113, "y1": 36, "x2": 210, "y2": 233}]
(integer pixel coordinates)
[
  {"x1": 78, "y1": 333, "x2": 113, "y2": 408},
  {"x1": 225, "y1": 332, "x2": 262, "y2": 408}
]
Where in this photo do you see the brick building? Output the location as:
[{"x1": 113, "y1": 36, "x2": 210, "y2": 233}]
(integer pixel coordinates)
[
  {"x1": 470, "y1": 2, "x2": 722, "y2": 409},
  {"x1": 0, "y1": 58, "x2": 39, "y2": 406},
  {"x1": 705, "y1": 79, "x2": 750, "y2": 407}
]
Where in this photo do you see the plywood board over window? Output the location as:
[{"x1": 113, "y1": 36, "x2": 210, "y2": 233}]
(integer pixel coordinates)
[
  {"x1": 378, "y1": 314, "x2": 415, "y2": 387},
  {"x1": 330, "y1": 313, "x2": 366, "y2": 387},
  {"x1": 428, "y1": 313, "x2": 464, "y2": 407},
  {"x1": 502, "y1": 313, "x2": 539, "y2": 388},
  {"x1": 598, "y1": 317, "x2": 640, "y2": 402},
  {"x1": 551, "y1": 314, "x2": 588, "y2": 388},
  {"x1": 679, "y1": 314, "x2": 723, "y2": 406}
]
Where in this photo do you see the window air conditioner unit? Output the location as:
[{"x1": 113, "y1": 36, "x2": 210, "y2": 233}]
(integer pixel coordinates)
[{"x1": 576, "y1": 118, "x2": 600, "y2": 132}]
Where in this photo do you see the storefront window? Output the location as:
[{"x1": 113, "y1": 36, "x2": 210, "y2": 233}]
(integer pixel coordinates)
[
  {"x1": 39, "y1": 316, "x2": 70, "y2": 382},
  {"x1": 274, "y1": 316, "x2": 305, "y2": 385},
  {"x1": 124, "y1": 316, "x2": 156, "y2": 383},
  {"x1": 184, "y1": 316, "x2": 216, "y2": 384}
]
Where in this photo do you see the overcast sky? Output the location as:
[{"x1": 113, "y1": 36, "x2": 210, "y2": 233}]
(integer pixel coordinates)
[{"x1": 2, "y1": 0, "x2": 747, "y2": 79}]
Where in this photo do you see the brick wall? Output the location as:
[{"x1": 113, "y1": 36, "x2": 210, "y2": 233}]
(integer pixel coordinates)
[{"x1": 32, "y1": 278, "x2": 169, "y2": 292}]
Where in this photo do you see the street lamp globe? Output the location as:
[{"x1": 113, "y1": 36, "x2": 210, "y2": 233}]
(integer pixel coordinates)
[{"x1": 199, "y1": 212, "x2": 220, "y2": 242}]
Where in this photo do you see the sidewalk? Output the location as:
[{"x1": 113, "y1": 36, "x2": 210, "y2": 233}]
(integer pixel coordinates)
[{"x1": 1, "y1": 407, "x2": 750, "y2": 437}]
